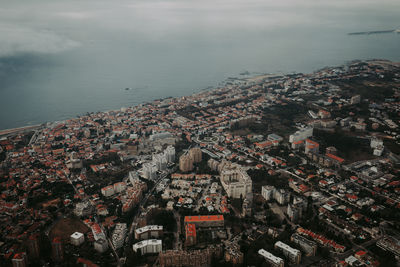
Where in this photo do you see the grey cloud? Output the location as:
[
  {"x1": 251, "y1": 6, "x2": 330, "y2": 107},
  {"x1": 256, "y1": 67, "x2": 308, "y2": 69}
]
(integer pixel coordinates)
[{"x1": 0, "y1": 24, "x2": 79, "y2": 58}]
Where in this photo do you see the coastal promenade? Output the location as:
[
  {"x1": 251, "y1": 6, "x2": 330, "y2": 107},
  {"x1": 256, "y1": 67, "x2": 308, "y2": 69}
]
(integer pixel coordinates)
[{"x1": 0, "y1": 124, "x2": 42, "y2": 138}]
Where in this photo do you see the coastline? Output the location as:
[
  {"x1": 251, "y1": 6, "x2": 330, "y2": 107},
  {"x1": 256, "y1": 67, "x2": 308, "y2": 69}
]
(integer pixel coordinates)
[
  {"x1": 1, "y1": 58, "x2": 398, "y2": 136},
  {"x1": 0, "y1": 124, "x2": 43, "y2": 137}
]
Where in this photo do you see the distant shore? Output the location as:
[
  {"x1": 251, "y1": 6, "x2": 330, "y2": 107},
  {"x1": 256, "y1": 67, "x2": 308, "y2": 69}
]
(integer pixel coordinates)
[
  {"x1": 0, "y1": 124, "x2": 42, "y2": 137},
  {"x1": 1, "y1": 59, "x2": 398, "y2": 136}
]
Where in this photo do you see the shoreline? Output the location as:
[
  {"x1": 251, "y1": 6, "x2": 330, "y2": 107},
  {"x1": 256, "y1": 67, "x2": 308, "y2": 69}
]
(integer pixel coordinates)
[
  {"x1": 1, "y1": 58, "x2": 398, "y2": 136},
  {"x1": 0, "y1": 124, "x2": 43, "y2": 137}
]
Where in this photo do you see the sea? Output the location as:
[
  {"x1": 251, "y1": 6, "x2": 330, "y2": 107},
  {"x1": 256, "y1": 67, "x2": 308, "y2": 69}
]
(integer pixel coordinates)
[{"x1": 0, "y1": 0, "x2": 399, "y2": 130}]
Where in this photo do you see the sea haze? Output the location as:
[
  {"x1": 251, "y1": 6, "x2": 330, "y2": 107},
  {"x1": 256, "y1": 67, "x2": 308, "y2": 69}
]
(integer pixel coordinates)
[{"x1": 0, "y1": 0, "x2": 399, "y2": 130}]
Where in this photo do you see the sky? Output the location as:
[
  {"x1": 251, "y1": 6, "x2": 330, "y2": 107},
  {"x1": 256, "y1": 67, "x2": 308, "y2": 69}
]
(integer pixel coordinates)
[{"x1": 0, "y1": 0, "x2": 399, "y2": 59}]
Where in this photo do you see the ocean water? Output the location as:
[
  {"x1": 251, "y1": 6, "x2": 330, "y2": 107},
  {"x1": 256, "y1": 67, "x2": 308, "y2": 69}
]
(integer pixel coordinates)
[{"x1": 0, "y1": 0, "x2": 399, "y2": 130}]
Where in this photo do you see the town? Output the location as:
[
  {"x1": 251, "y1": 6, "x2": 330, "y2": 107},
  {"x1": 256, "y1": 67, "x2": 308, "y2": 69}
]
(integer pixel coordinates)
[{"x1": 0, "y1": 59, "x2": 400, "y2": 266}]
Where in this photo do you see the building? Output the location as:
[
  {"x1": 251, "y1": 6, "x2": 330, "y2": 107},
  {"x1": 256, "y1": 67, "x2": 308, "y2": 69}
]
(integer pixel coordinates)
[
  {"x1": 261, "y1": 185, "x2": 275, "y2": 201},
  {"x1": 287, "y1": 203, "x2": 302, "y2": 223},
  {"x1": 351, "y1": 95, "x2": 361, "y2": 105},
  {"x1": 289, "y1": 127, "x2": 313, "y2": 144},
  {"x1": 325, "y1": 146, "x2": 337, "y2": 155},
  {"x1": 224, "y1": 242, "x2": 243, "y2": 265},
  {"x1": 165, "y1": 145, "x2": 176, "y2": 162},
  {"x1": 159, "y1": 247, "x2": 222, "y2": 267},
  {"x1": 220, "y1": 164, "x2": 252, "y2": 199},
  {"x1": 149, "y1": 132, "x2": 173, "y2": 141},
  {"x1": 291, "y1": 234, "x2": 317, "y2": 256},
  {"x1": 179, "y1": 154, "x2": 194, "y2": 172},
  {"x1": 66, "y1": 152, "x2": 83, "y2": 169},
  {"x1": 27, "y1": 233, "x2": 40, "y2": 259},
  {"x1": 185, "y1": 223, "x2": 197, "y2": 246},
  {"x1": 274, "y1": 241, "x2": 301, "y2": 264},
  {"x1": 258, "y1": 249, "x2": 284, "y2": 267},
  {"x1": 267, "y1": 134, "x2": 283, "y2": 143},
  {"x1": 112, "y1": 223, "x2": 127, "y2": 249},
  {"x1": 94, "y1": 238, "x2": 108, "y2": 253},
  {"x1": 70, "y1": 232, "x2": 85, "y2": 246},
  {"x1": 153, "y1": 153, "x2": 168, "y2": 171},
  {"x1": 101, "y1": 185, "x2": 114, "y2": 197},
  {"x1": 12, "y1": 252, "x2": 27, "y2": 267},
  {"x1": 132, "y1": 239, "x2": 162, "y2": 255},
  {"x1": 376, "y1": 236, "x2": 400, "y2": 257},
  {"x1": 184, "y1": 215, "x2": 224, "y2": 228},
  {"x1": 135, "y1": 225, "x2": 163, "y2": 240},
  {"x1": 51, "y1": 237, "x2": 64, "y2": 262},
  {"x1": 305, "y1": 139, "x2": 319, "y2": 154},
  {"x1": 274, "y1": 189, "x2": 290, "y2": 205},
  {"x1": 91, "y1": 223, "x2": 106, "y2": 241},
  {"x1": 189, "y1": 147, "x2": 202, "y2": 163},
  {"x1": 113, "y1": 182, "x2": 126, "y2": 193},
  {"x1": 74, "y1": 200, "x2": 93, "y2": 217},
  {"x1": 142, "y1": 162, "x2": 158, "y2": 180}
]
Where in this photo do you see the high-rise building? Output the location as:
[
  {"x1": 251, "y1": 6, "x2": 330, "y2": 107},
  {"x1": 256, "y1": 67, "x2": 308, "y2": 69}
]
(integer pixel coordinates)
[
  {"x1": 220, "y1": 165, "x2": 252, "y2": 199},
  {"x1": 289, "y1": 127, "x2": 313, "y2": 143},
  {"x1": 142, "y1": 162, "x2": 158, "y2": 180},
  {"x1": 179, "y1": 154, "x2": 193, "y2": 172},
  {"x1": 135, "y1": 225, "x2": 163, "y2": 240},
  {"x1": 27, "y1": 233, "x2": 40, "y2": 259},
  {"x1": 153, "y1": 153, "x2": 168, "y2": 171},
  {"x1": 258, "y1": 249, "x2": 284, "y2": 267},
  {"x1": 305, "y1": 139, "x2": 319, "y2": 154},
  {"x1": 274, "y1": 189, "x2": 290, "y2": 205},
  {"x1": 261, "y1": 185, "x2": 275, "y2": 201},
  {"x1": 287, "y1": 203, "x2": 302, "y2": 223},
  {"x1": 132, "y1": 239, "x2": 162, "y2": 255},
  {"x1": 164, "y1": 146, "x2": 175, "y2": 162},
  {"x1": 189, "y1": 147, "x2": 202, "y2": 163},
  {"x1": 112, "y1": 223, "x2": 127, "y2": 249},
  {"x1": 51, "y1": 237, "x2": 64, "y2": 262},
  {"x1": 291, "y1": 234, "x2": 317, "y2": 256},
  {"x1": 274, "y1": 241, "x2": 301, "y2": 264}
]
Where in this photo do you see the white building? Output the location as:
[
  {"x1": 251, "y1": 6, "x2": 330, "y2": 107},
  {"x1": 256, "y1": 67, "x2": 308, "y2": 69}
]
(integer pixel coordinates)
[
  {"x1": 370, "y1": 138, "x2": 383, "y2": 148},
  {"x1": 94, "y1": 238, "x2": 108, "y2": 253},
  {"x1": 274, "y1": 189, "x2": 290, "y2": 205},
  {"x1": 261, "y1": 185, "x2": 275, "y2": 201},
  {"x1": 274, "y1": 241, "x2": 301, "y2": 264},
  {"x1": 70, "y1": 232, "x2": 84, "y2": 246},
  {"x1": 132, "y1": 239, "x2": 162, "y2": 255},
  {"x1": 135, "y1": 225, "x2": 163, "y2": 240},
  {"x1": 289, "y1": 127, "x2": 313, "y2": 143},
  {"x1": 220, "y1": 165, "x2": 252, "y2": 199},
  {"x1": 164, "y1": 146, "x2": 175, "y2": 162},
  {"x1": 153, "y1": 153, "x2": 167, "y2": 171},
  {"x1": 149, "y1": 132, "x2": 173, "y2": 141},
  {"x1": 142, "y1": 162, "x2": 158, "y2": 180},
  {"x1": 112, "y1": 223, "x2": 127, "y2": 249},
  {"x1": 258, "y1": 249, "x2": 284, "y2": 267}
]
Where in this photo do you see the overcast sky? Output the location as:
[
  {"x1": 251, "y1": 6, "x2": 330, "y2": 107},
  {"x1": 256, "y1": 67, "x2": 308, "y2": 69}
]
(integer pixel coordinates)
[{"x1": 0, "y1": 0, "x2": 399, "y2": 58}]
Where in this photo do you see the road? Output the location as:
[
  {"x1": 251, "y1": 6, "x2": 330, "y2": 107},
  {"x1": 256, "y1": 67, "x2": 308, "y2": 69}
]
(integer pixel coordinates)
[{"x1": 127, "y1": 171, "x2": 171, "y2": 245}]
